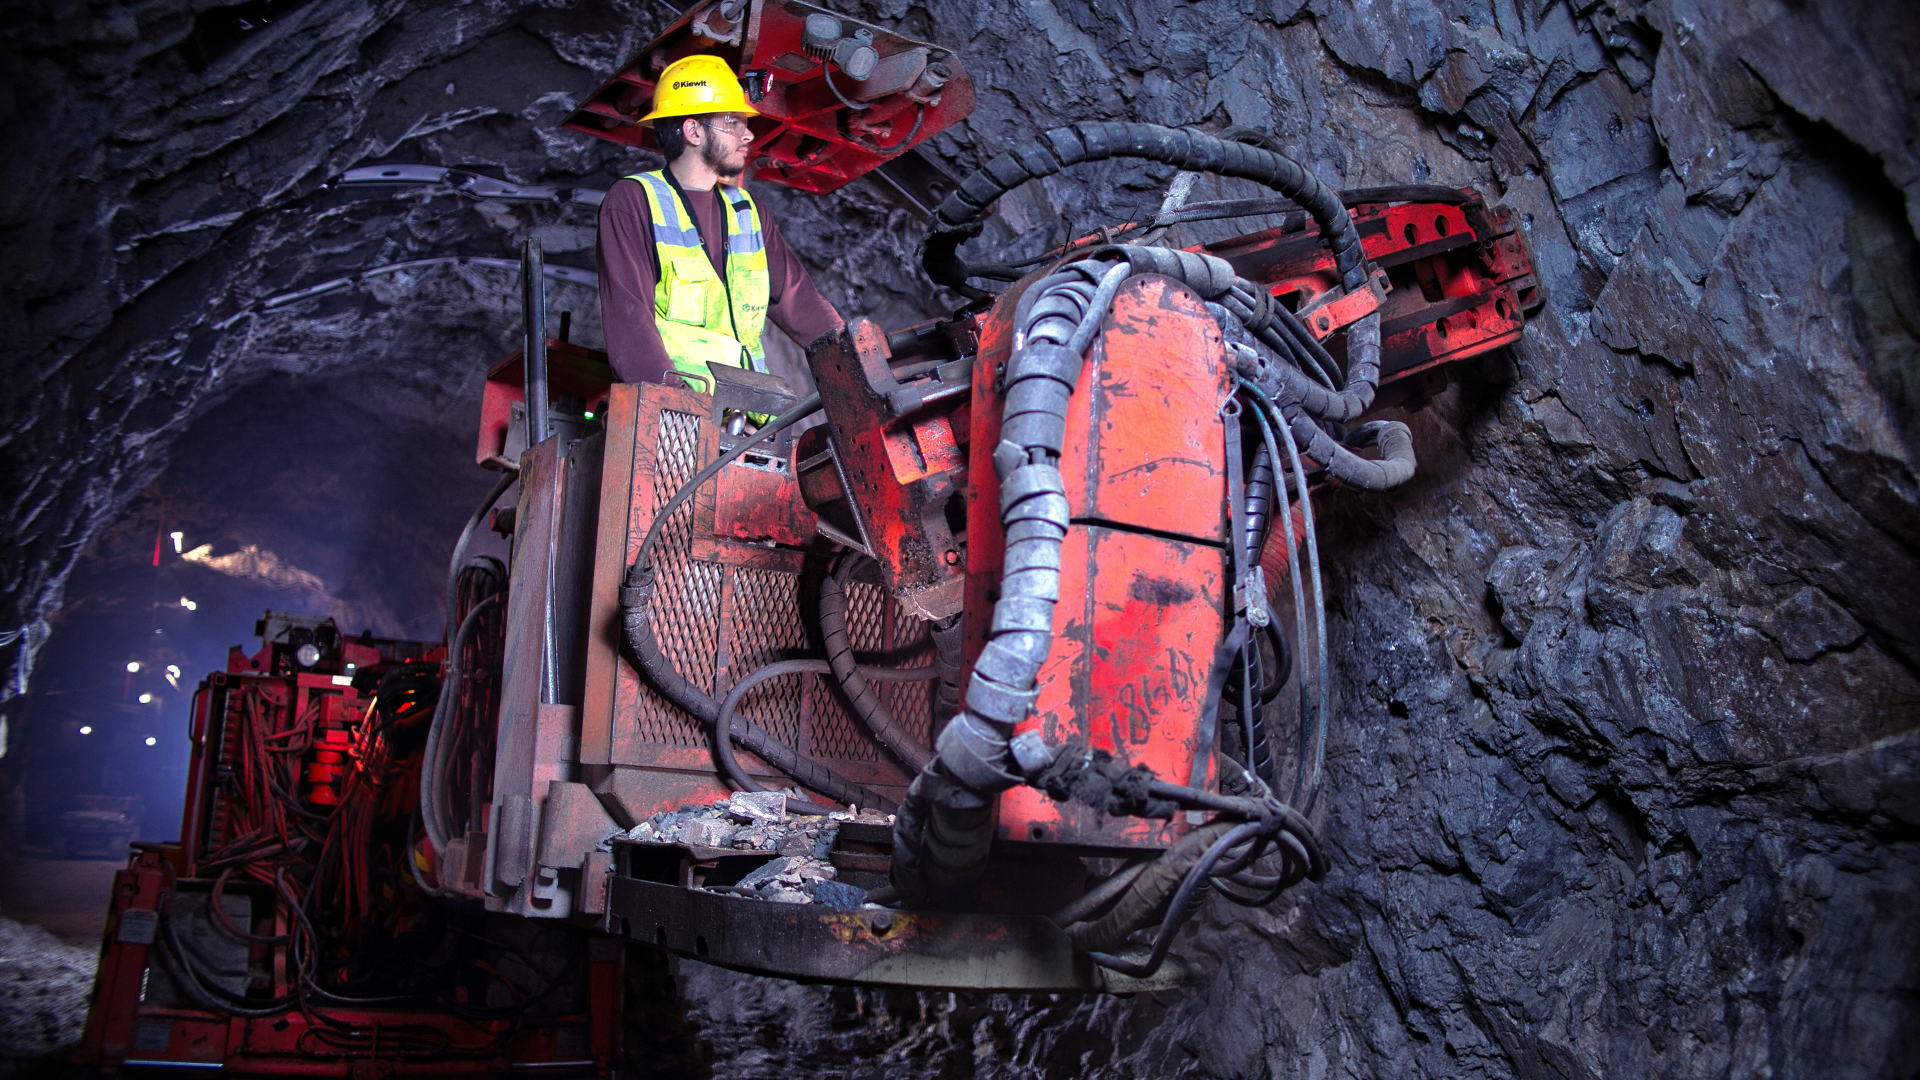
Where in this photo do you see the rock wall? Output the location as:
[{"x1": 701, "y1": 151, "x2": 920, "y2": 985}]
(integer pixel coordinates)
[
  {"x1": 0, "y1": 917, "x2": 96, "y2": 1069},
  {"x1": 4, "y1": 0, "x2": 1917, "y2": 1076}
]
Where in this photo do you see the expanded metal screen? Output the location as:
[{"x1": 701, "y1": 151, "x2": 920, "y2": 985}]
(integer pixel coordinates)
[{"x1": 627, "y1": 403, "x2": 929, "y2": 780}]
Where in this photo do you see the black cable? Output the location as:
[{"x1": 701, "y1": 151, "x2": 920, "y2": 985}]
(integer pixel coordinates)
[
  {"x1": 420, "y1": 593, "x2": 500, "y2": 856},
  {"x1": 923, "y1": 122, "x2": 1368, "y2": 302},
  {"x1": 819, "y1": 555, "x2": 934, "y2": 773},
  {"x1": 852, "y1": 103, "x2": 926, "y2": 155},
  {"x1": 1259, "y1": 621, "x2": 1289, "y2": 705},
  {"x1": 445, "y1": 470, "x2": 515, "y2": 644},
  {"x1": 1048, "y1": 859, "x2": 1151, "y2": 927},
  {"x1": 1084, "y1": 818, "x2": 1274, "y2": 978},
  {"x1": 714, "y1": 659, "x2": 935, "y2": 814},
  {"x1": 207, "y1": 868, "x2": 286, "y2": 944},
  {"x1": 621, "y1": 392, "x2": 905, "y2": 811}
]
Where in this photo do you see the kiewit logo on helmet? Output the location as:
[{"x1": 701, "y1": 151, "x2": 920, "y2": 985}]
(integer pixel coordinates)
[{"x1": 673, "y1": 80, "x2": 708, "y2": 89}]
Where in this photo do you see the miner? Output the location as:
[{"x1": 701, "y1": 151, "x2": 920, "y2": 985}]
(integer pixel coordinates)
[{"x1": 596, "y1": 54, "x2": 842, "y2": 385}]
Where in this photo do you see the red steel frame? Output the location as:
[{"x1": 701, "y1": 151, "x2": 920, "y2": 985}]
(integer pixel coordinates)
[
  {"x1": 561, "y1": 0, "x2": 975, "y2": 195},
  {"x1": 810, "y1": 189, "x2": 1540, "y2": 854},
  {"x1": 76, "y1": 638, "x2": 623, "y2": 1076}
]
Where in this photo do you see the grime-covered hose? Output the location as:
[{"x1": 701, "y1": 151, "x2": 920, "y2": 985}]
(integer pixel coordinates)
[
  {"x1": 620, "y1": 393, "x2": 899, "y2": 813},
  {"x1": 1087, "y1": 245, "x2": 1413, "y2": 490},
  {"x1": 889, "y1": 259, "x2": 1135, "y2": 908},
  {"x1": 891, "y1": 245, "x2": 1405, "y2": 907},
  {"x1": 894, "y1": 131, "x2": 1410, "y2": 912},
  {"x1": 818, "y1": 556, "x2": 935, "y2": 773},
  {"x1": 421, "y1": 593, "x2": 500, "y2": 858},
  {"x1": 923, "y1": 122, "x2": 1368, "y2": 301},
  {"x1": 1063, "y1": 822, "x2": 1236, "y2": 952},
  {"x1": 714, "y1": 659, "x2": 935, "y2": 815}
]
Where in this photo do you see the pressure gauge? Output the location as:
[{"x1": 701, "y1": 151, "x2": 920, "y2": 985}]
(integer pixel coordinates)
[{"x1": 295, "y1": 643, "x2": 322, "y2": 668}]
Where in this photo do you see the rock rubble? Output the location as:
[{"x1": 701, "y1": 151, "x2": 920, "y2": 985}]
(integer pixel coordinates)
[{"x1": 619, "y1": 792, "x2": 892, "y2": 907}]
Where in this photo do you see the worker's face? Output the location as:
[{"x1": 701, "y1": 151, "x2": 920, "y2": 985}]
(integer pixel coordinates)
[{"x1": 690, "y1": 114, "x2": 753, "y2": 180}]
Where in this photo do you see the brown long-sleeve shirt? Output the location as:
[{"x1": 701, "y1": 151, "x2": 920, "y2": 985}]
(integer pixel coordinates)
[{"x1": 596, "y1": 176, "x2": 843, "y2": 384}]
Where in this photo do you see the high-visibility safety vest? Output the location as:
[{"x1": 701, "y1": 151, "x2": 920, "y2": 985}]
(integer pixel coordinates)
[{"x1": 628, "y1": 170, "x2": 771, "y2": 379}]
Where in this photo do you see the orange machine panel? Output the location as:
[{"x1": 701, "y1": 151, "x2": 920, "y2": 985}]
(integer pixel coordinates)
[
  {"x1": 1056, "y1": 279, "x2": 1233, "y2": 545},
  {"x1": 967, "y1": 273, "x2": 1231, "y2": 852}
]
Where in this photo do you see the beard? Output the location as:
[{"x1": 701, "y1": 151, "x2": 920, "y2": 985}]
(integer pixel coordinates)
[{"x1": 700, "y1": 134, "x2": 748, "y2": 180}]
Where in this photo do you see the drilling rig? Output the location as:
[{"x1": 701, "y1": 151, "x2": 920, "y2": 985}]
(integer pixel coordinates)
[{"x1": 79, "y1": 0, "x2": 1539, "y2": 1073}]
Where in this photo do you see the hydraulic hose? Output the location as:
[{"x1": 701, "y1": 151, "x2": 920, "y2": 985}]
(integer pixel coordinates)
[
  {"x1": 1243, "y1": 393, "x2": 1316, "y2": 798},
  {"x1": 619, "y1": 393, "x2": 900, "y2": 812},
  {"x1": 444, "y1": 470, "x2": 515, "y2": 643},
  {"x1": 1235, "y1": 366, "x2": 1414, "y2": 492},
  {"x1": 930, "y1": 615, "x2": 965, "y2": 722},
  {"x1": 420, "y1": 593, "x2": 500, "y2": 857},
  {"x1": 819, "y1": 555, "x2": 935, "y2": 773},
  {"x1": 923, "y1": 122, "x2": 1368, "y2": 301},
  {"x1": 891, "y1": 129, "x2": 1386, "y2": 939},
  {"x1": 889, "y1": 259, "x2": 1135, "y2": 909},
  {"x1": 1063, "y1": 821, "x2": 1236, "y2": 952},
  {"x1": 1082, "y1": 815, "x2": 1319, "y2": 978},
  {"x1": 1238, "y1": 383, "x2": 1333, "y2": 807},
  {"x1": 1049, "y1": 858, "x2": 1152, "y2": 927},
  {"x1": 714, "y1": 659, "x2": 936, "y2": 814}
]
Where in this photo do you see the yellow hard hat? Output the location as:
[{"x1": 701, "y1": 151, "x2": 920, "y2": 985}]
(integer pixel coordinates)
[{"x1": 641, "y1": 54, "x2": 760, "y2": 123}]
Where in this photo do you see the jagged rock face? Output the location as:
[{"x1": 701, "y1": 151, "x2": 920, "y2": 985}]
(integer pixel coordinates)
[
  {"x1": 0, "y1": 917, "x2": 96, "y2": 1062},
  {"x1": 5, "y1": 0, "x2": 1917, "y2": 1077}
]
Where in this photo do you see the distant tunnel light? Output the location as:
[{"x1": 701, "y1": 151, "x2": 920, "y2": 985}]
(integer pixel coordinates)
[
  {"x1": 170, "y1": 531, "x2": 184, "y2": 553},
  {"x1": 145, "y1": 736, "x2": 158, "y2": 746},
  {"x1": 126, "y1": 661, "x2": 140, "y2": 673},
  {"x1": 79, "y1": 726, "x2": 92, "y2": 735},
  {"x1": 138, "y1": 693, "x2": 153, "y2": 704},
  {"x1": 167, "y1": 664, "x2": 181, "y2": 678},
  {"x1": 180, "y1": 597, "x2": 197, "y2": 611}
]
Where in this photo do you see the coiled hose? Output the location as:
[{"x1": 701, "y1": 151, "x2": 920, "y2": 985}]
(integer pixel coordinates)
[
  {"x1": 895, "y1": 128, "x2": 1413, "y2": 927},
  {"x1": 818, "y1": 555, "x2": 935, "y2": 773},
  {"x1": 619, "y1": 394, "x2": 900, "y2": 814},
  {"x1": 923, "y1": 121, "x2": 1369, "y2": 301},
  {"x1": 889, "y1": 258, "x2": 1136, "y2": 908}
]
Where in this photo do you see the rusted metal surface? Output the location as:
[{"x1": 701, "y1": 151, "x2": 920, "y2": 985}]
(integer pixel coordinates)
[
  {"x1": 809, "y1": 319, "x2": 972, "y2": 621},
  {"x1": 604, "y1": 842, "x2": 1190, "y2": 992},
  {"x1": 488, "y1": 439, "x2": 567, "y2": 911},
  {"x1": 475, "y1": 340, "x2": 615, "y2": 469},
  {"x1": 1300, "y1": 267, "x2": 1389, "y2": 340},
  {"x1": 966, "y1": 276, "x2": 1230, "y2": 853},
  {"x1": 713, "y1": 451, "x2": 817, "y2": 546},
  {"x1": 561, "y1": 0, "x2": 975, "y2": 195},
  {"x1": 577, "y1": 380, "x2": 925, "y2": 832},
  {"x1": 1205, "y1": 190, "x2": 1542, "y2": 385}
]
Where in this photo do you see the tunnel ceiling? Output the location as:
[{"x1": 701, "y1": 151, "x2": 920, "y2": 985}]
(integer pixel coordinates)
[{"x1": 6, "y1": 0, "x2": 1920, "y2": 1075}]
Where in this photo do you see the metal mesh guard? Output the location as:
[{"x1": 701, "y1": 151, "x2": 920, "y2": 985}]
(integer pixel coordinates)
[{"x1": 631, "y1": 408, "x2": 930, "y2": 771}]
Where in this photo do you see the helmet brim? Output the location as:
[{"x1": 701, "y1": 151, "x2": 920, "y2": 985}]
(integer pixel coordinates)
[{"x1": 638, "y1": 102, "x2": 761, "y2": 124}]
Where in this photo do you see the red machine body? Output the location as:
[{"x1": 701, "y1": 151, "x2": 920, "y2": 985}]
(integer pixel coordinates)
[
  {"x1": 796, "y1": 185, "x2": 1541, "y2": 862},
  {"x1": 969, "y1": 275, "x2": 1233, "y2": 852},
  {"x1": 561, "y1": 0, "x2": 974, "y2": 195},
  {"x1": 77, "y1": 619, "x2": 623, "y2": 1077}
]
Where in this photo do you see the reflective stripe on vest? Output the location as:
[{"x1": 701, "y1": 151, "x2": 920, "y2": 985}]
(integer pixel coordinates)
[{"x1": 629, "y1": 171, "x2": 771, "y2": 380}]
